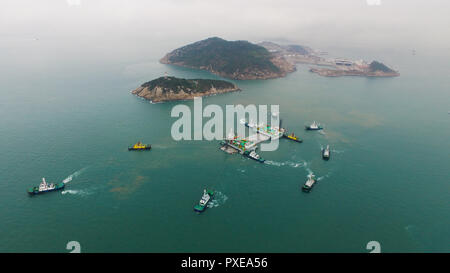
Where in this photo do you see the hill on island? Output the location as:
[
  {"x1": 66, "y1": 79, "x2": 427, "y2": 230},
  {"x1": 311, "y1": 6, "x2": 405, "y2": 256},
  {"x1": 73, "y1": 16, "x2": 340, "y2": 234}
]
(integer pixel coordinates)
[
  {"x1": 132, "y1": 76, "x2": 240, "y2": 103},
  {"x1": 258, "y1": 41, "x2": 312, "y2": 55},
  {"x1": 160, "y1": 37, "x2": 295, "y2": 80},
  {"x1": 369, "y1": 61, "x2": 396, "y2": 73}
]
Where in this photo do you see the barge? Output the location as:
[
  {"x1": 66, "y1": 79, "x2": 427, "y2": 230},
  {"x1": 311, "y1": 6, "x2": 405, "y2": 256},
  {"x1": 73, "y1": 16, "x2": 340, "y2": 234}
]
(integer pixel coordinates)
[{"x1": 283, "y1": 132, "x2": 303, "y2": 143}]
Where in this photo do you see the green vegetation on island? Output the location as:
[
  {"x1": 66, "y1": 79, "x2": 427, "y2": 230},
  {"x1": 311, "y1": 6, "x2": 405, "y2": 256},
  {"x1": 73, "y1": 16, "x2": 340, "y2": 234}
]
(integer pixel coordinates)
[
  {"x1": 160, "y1": 37, "x2": 295, "y2": 80},
  {"x1": 141, "y1": 76, "x2": 236, "y2": 94},
  {"x1": 132, "y1": 76, "x2": 240, "y2": 102},
  {"x1": 369, "y1": 61, "x2": 396, "y2": 73}
]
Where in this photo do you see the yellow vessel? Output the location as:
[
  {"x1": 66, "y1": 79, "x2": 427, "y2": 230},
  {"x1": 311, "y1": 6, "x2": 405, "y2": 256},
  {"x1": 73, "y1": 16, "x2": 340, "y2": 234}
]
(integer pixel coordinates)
[
  {"x1": 128, "y1": 141, "x2": 151, "y2": 151},
  {"x1": 284, "y1": 133, "x2": 303, "y2": 143}
]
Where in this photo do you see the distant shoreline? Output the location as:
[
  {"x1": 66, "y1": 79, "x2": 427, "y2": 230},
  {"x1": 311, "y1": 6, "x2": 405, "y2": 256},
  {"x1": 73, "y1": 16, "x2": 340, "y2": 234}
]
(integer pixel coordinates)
[
  {"x1": 258, "y1": 42, "x2": 399, "y2": 78},
  {"x1": 309, "y1": 67, "x2": 400, "y2": 77},
  {"x1": 159, "y1": 37, "x2": 399, "y2": 80}
]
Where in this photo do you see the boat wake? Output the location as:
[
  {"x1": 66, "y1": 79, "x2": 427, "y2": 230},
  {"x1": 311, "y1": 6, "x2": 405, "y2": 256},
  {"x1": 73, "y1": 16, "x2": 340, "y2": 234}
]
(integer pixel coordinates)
[
  {"x1": 264, "y1": 160, "x2": 305, "y2": 168},
  {"x1": 304, "y1": 163, "x2": 329, "y2": 181},
  {"x1": 305, "y1": 163, "x2": 314, "y2": 177},
  {"x1": 309, "y1": 171, "x2": 331, "y2": 182},
  {"x1": 61, "y1": 189, "x2": 92, "y2": 197},
  {"x1": 320, "y1": 145, "x2": 344, "y2": 154},
  {"x1": 207, "y1": 191, "x2": 228, "y2": 208},
  {"x1": 317, "y1": 175, "x2": 327, "y2": 181},
  {"x1": 62, "y1": 167, "x2": 88, "y2": 184}
]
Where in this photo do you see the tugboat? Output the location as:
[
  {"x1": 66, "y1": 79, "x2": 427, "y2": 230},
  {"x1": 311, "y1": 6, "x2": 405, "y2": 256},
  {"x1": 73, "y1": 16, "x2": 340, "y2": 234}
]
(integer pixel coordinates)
[
  {"x1": 283, "y1": 132, "x2": 303, "y2": 143},
  {"x1": 241, "y1": 118, "x2": 255, "y2": 128},
  {"x1": 194, "y1": 189, "x2": 215, "y2": 213},
  {"x1": 302, "y1": 174, "x2": 317, "y2": 192},
  {"x1": 322, "y1": 145, "x2": 330, "y2": 160},
  {"x1": 128, "y1": 141, "x2": 151, "y2": 151},
  {"x1": 243, "y1": 150, "x2": 265, "y2": 163},
  {"x1": 305, "y1": 121, "x2": 323, "y2": 131},
  {"x1": 27, "y1": 178, "x2": 65, "y2": 195}
]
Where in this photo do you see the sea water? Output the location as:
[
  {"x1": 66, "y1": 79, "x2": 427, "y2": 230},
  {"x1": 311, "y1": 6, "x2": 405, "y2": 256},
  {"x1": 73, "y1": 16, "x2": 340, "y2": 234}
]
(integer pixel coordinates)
[{"x1": 0, "y1": 39, "x2": 449, "y2": 253}]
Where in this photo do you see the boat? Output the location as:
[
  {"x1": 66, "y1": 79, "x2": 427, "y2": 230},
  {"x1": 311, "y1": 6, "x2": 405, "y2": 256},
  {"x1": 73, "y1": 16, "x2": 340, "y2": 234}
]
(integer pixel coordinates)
[
  {"x1": 194, "y1": 189, "x2": 215, "y2": 213},
  {"x1": 305, "y1": 121, "x2": 323, "y2": 131},
  {"x1": 241, "y1": 118, "x2": 255, "y2": 129},
  {"x1": 302, "y1": 174, "x2": 317, "y2": 192},
  {"x1": 243, "y1": 150, "x2": 265, "y2": 163},
  {"x1": 284, "y1": 132, "x2": 303, "y2": 143},
  {"x1": 27, "y1": 178, "x2": 65, "y2": 195},
  {"x1": 128, "y1": 141, "x2": 151, "y2": 151},
  {"x1": 322, "y1": 145, "x2": 330, "y2": 160}
]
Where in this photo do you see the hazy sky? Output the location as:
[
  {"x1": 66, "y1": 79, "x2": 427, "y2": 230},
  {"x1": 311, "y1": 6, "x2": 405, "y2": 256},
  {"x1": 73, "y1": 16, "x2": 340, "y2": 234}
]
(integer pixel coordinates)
[{"x1": 1, "y1": 0, "x2": 449, "y2": 63}]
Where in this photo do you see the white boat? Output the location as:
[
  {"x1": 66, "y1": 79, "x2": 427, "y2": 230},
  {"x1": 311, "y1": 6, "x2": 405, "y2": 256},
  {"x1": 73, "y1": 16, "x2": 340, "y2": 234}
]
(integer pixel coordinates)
[
  {"x1": 244, "y1": 150, "x2": 265, "y2": 163},
  {"x1": 322, "y1": 145, "x2": 330, "y2": 160},
  {"x1": 302, "y1": 174, "x2": 317, "y2": 192},
  {"x1": 194, "y1": 189, "x2": 215, "y2": 213},
  {"x1": 305, "y1": 121, "x2": 323, "y2": 131},
  {"x1": 199, "y1": 189, "x2": 211, "y2": 206},
  {"x1": 27, "y1": 178, "x2": 65, "y2": 195}
]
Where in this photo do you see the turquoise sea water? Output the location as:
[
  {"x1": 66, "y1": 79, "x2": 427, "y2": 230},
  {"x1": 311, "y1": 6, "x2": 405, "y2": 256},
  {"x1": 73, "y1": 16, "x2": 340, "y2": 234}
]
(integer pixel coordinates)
[{"x1": 0, "y1": 43, "x2": 449, "y2": 252}]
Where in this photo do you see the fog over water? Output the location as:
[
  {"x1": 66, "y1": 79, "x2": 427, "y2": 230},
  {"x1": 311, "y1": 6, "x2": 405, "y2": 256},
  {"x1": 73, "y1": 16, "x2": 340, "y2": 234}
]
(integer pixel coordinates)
[{"x1": 1, "y1": 0, "x2": 450, "y2": 64}]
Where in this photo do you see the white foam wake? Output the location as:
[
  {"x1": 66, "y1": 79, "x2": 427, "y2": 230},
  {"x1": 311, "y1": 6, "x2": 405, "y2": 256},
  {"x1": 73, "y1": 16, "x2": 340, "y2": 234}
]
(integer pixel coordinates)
[
  {"x1": 62, "y1": 167, "x2": 88, "y2": 184},
  {"x1": 207, "y1": 191, "x2": 228, "y2": 208},
  {"x1": 264, "y1": 160, "x2": 305, "y2": 168},
  {"x1": 61, "y1": 189, "x2": 91, "y2": 196},
  {"x1": 305, "y1": 163, "x2": 324, "y2": 181}
]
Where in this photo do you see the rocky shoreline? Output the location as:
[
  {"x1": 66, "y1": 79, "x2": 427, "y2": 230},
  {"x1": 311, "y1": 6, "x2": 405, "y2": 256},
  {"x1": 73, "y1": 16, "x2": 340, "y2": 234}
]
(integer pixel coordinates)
[
  {"x1": 160, "y1": 55, "x2": 295, "y2": 81},
  {"x1": 131, "y1": 76, "x2": 240, "y2": 103}
]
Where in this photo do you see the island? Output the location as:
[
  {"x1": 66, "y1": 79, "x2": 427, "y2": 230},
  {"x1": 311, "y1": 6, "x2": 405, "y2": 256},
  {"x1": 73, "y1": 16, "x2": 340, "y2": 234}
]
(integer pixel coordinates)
[
  {"x1": 160, "y1": 37, "x2": 295, "y2": 80},
  {"x1": 308, "y1": 61, "x2": 400, "y2": 77},
  {"x1": 258, "y1": 41, "x2": 399, "y2": 78},
  {"x1": 131, "y1": 76, "x2": 240, "y2": 103},
  {"x1": 160, "y1": 37, "x2": 398, "y2": 80}
]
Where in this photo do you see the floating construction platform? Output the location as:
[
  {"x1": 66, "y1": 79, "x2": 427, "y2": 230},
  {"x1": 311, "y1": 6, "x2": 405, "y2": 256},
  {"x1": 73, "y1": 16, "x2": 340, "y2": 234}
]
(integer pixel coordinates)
[
  {"x1": 220, "y1": 120, "x2": 287, "y2": 156},
  {"x1": 220, "y1": 136, "x2": 257, "y2": 154},
  {"x1": 243, "y1": 120, "x2": 285, "y2": 141}
]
